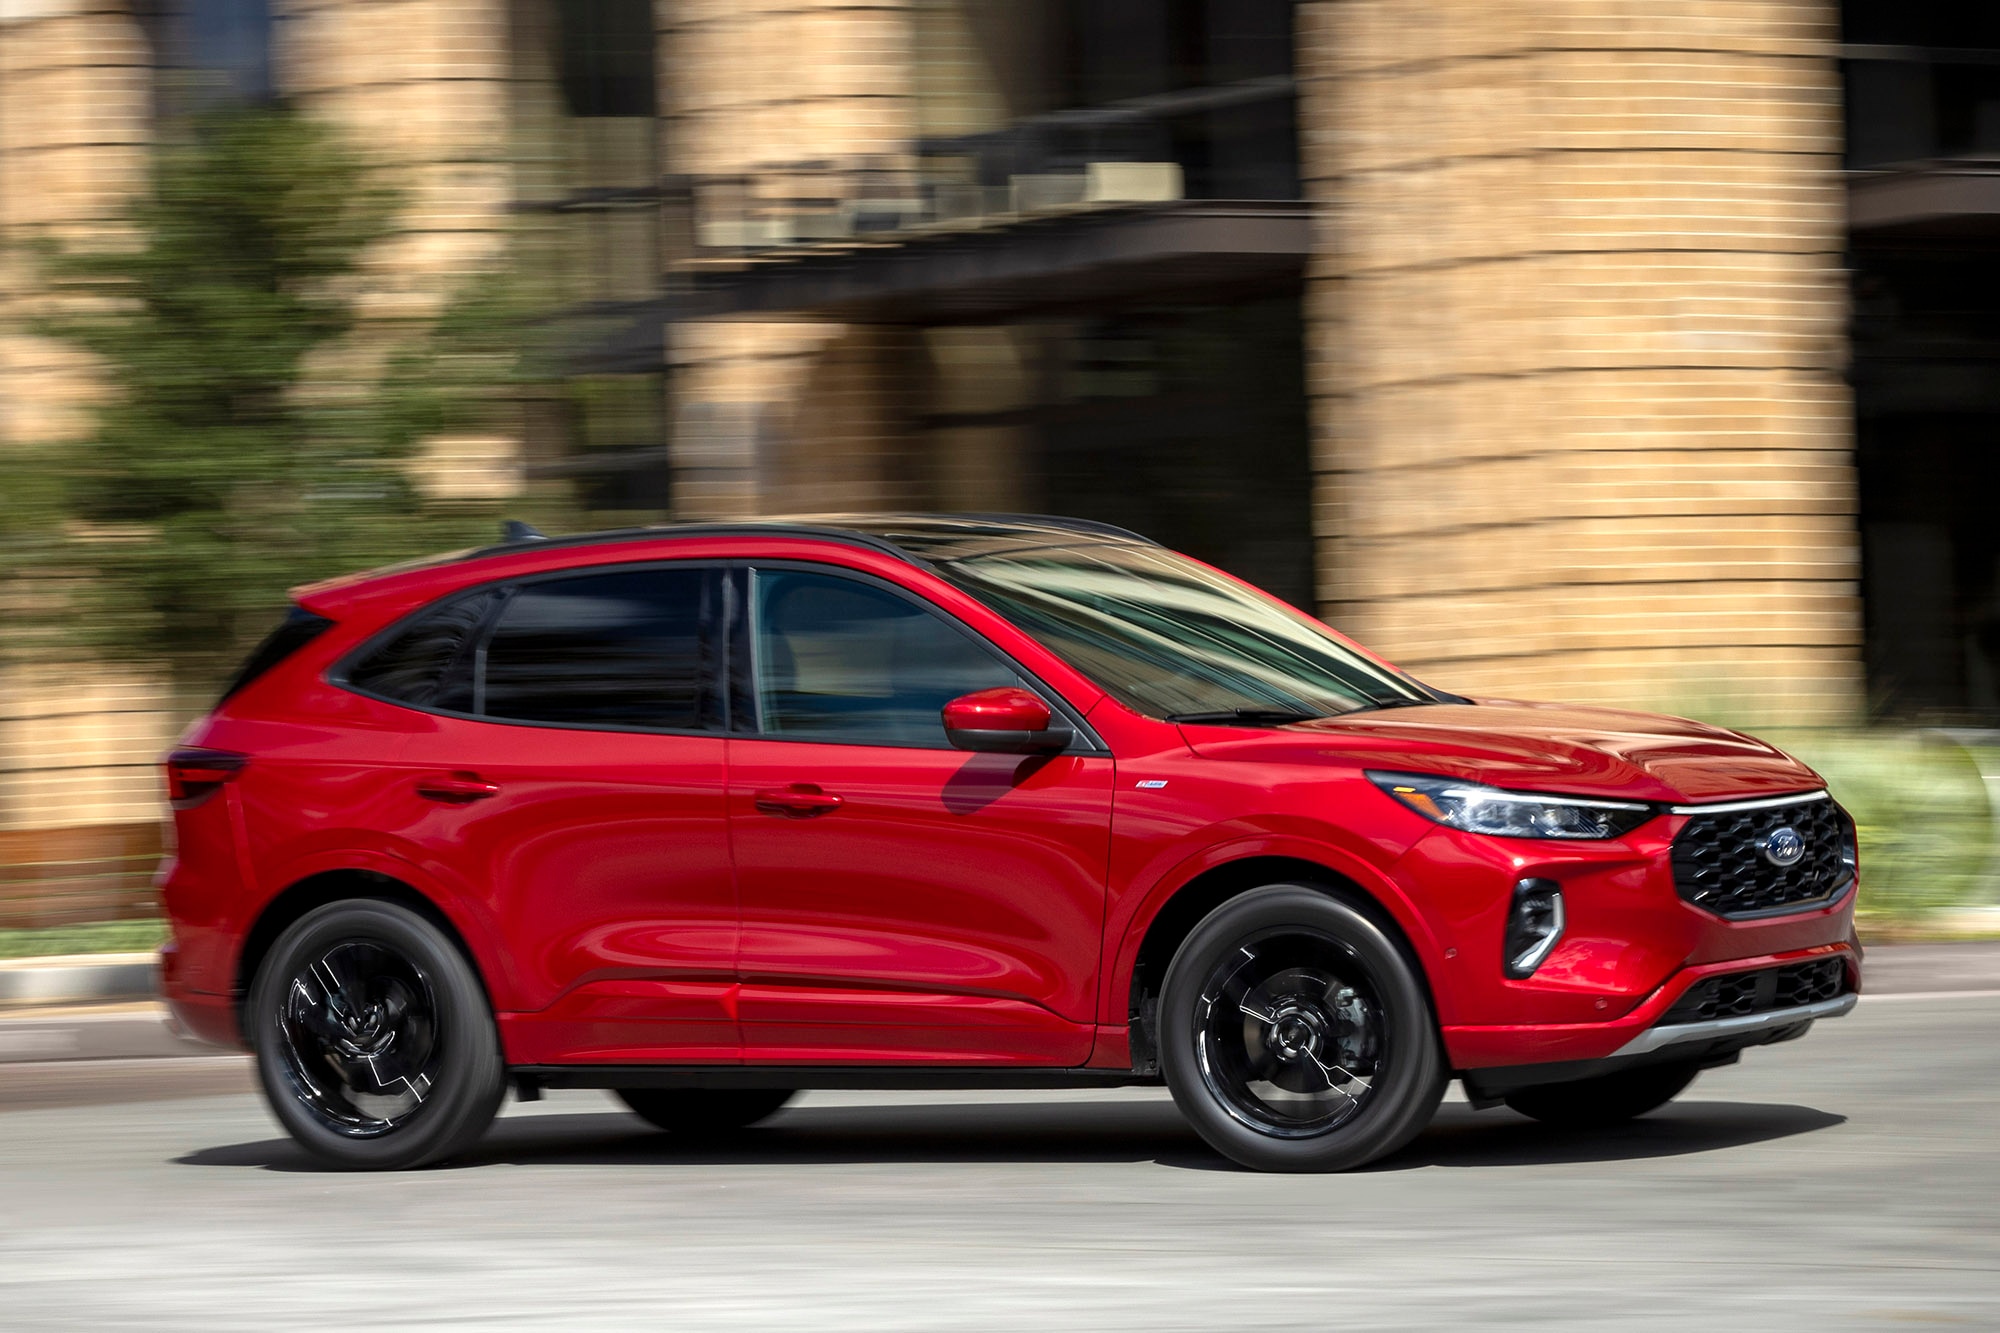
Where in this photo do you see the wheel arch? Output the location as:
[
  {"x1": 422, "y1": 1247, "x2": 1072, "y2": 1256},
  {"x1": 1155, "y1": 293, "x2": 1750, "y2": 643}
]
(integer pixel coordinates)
[
  {"x1": 235, "y1": 868, "x2": 496, "y2": 1029},
  {"x1": 1122, "y1": 854, "x2": 1441, "y2": 1072}
]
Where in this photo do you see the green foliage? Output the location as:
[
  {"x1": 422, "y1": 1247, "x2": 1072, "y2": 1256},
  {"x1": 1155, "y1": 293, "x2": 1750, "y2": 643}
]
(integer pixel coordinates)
[
  {"x1": 5, "y1": 105, "x2": 517, "y2": 691},
  {"x1": 1766, "y1": 728, "x2": 1999, "y2": 937},
  {"x1": 0, "y1": 919, "x2": 167, "y2": 960}
]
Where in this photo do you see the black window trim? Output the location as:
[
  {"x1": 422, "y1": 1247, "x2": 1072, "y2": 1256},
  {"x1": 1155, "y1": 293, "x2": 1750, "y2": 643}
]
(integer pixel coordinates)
[
  {"x1": 737, "y1": 558, "x2": 1108, "y2": 756},
  {"x1": 329, "y1": 559, "x2": 733, "y2": 739}
]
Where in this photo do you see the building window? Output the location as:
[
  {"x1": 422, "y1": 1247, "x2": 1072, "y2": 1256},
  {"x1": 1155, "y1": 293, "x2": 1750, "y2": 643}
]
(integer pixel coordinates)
[
  {"x1": 173, "y1": 0, "x2": 275, "y2": 103},
  {"x1": 558, "y1": 0, "x2": 657, "y2": 118}
]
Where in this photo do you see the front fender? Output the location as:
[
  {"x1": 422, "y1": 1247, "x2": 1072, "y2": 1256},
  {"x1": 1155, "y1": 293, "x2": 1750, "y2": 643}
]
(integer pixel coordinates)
[{"x1": 1100, "y1": 830, "x2": 1454, "y2": 1033}]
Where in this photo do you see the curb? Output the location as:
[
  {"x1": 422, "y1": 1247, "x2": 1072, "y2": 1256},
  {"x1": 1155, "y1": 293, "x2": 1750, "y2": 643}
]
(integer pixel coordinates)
[{"x1": 0, "y1": 953, "x2": 158, "y2": 1009}]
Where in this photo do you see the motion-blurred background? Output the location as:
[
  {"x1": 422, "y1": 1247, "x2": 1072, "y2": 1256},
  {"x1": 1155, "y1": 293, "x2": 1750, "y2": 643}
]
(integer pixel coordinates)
[{"x1": 0, "y1": 0, "x2": 1996, "y2": 948}]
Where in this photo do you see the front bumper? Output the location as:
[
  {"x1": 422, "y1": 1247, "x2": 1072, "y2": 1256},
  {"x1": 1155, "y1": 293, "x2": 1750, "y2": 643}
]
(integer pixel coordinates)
[
  {"x1": 1612, "y1": 991, "x2": 1856, "y2": 1059},
  {"x1": 1450, "y1": 941, "x2": 1859, "y2": 1092}
]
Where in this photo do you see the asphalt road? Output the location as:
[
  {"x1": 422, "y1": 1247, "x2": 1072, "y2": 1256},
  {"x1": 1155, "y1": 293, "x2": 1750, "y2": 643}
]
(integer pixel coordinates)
[{"x1": 2, "y1": 989, "x2": 1998, "y2": 1330}]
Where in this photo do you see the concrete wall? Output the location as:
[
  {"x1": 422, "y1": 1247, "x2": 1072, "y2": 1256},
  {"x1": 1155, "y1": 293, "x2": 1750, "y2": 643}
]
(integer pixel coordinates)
[
  {"x1": 665, "y1": 0, "x2": 923, "y2": 517},
  {"x1": 1297, "y1": 0, "x2": 1860, "y2": 721},
  {"x1": 0, "y1": 0, "x2": 174, "y2": 832}
]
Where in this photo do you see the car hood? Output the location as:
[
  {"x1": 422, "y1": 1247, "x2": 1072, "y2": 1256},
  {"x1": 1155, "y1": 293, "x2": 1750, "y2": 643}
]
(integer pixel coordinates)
[{"x1": 1177, "y1": 699, "x2": 1824, "y2": 805}]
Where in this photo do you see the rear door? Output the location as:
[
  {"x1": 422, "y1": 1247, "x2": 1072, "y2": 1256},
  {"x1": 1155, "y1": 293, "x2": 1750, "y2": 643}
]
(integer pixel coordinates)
[
  {"x1": 727, "y1": 564, "x2": 1116, "y2": 1065},
  {"x1": 353, "y1": 562, "x2": 737, "y2": 1064}
]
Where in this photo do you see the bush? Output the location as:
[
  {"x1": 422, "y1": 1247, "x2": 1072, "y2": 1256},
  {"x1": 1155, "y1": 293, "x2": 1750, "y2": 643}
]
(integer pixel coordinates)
[{"x1": 1762, "y1": 728, "x2": 1998, "y2": 938}]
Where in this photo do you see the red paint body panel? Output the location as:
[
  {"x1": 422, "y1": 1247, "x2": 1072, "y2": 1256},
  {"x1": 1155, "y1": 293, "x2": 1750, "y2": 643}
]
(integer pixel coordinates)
[
  {"x1": 159, "y1": 527, "x2": 1860, "y2": 1082},
  {"x1": 729, "y1": 740, "x2": 1112, "y2": 1064},
  {"x1": 389, "y1": 715, "x2": 738, "y2": 1061}
]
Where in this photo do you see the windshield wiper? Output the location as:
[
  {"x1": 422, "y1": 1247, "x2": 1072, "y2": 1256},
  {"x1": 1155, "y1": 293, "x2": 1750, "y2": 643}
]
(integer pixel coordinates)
[
  {"x1": 1350, "y1": 696, "x2": 1440, "y2": 713},
  {"x1": 1166, "y1": 708, "x2": 1324, "y2": 726}
]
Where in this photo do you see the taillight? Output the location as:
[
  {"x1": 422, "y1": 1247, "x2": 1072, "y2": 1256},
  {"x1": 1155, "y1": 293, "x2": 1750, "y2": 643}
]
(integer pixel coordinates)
[{"x1": 166, "y1": 748, "x2": 248, "y2": 808}]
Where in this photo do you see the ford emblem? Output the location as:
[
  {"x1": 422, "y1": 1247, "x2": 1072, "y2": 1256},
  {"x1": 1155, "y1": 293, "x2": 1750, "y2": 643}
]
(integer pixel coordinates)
[{"x1": 1760, "y1": 826, "x2": 1806, "y2": 868}]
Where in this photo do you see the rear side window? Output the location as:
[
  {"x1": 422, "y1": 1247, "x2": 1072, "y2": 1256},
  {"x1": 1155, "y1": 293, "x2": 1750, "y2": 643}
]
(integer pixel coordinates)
[
  {"x1": 346, "y1": 590, "x2": 500, "y2": 711},
  {"x1": 481, "y1": 567, "x2": 714, "y2": 729},
  {"x1": 219, "y1": 605, "x2": 335, "y2": 703}
]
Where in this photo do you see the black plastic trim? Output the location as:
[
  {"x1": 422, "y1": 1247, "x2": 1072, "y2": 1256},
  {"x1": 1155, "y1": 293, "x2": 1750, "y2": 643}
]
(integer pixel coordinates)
[
  {"x1": 515, "y1": 1064, "x2": 1161, "y2": 1091},
  {"x1": 462, "y1": 522, "x2": 925, "y2": 567},
  {"x1": 218, "y1": 606, "x2": 337, "y2": 704},
  {"x1": 1460, "y1": 1046, "x2": 1751, "y2": 1102}
]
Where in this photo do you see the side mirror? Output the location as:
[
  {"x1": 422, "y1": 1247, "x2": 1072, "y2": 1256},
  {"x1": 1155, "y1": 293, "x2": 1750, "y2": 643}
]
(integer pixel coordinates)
[{"x1": 941, "y1": 687, "x2": 1074, "y2": 755}]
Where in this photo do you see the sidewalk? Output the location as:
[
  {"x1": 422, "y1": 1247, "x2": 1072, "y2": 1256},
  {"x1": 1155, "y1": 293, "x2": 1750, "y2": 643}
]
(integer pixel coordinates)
[{"x1": 0, "y1": 952, "x2": 156, "y2": 1009}]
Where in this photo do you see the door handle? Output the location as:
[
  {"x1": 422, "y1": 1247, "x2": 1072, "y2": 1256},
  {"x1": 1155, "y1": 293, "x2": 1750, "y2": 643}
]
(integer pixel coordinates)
[
  {"x1": 753, "y1": 784, "x2": 844, "y2": 819},
  {"x1": 415, "y1": 773, "x2": 500, "y2": 803}
]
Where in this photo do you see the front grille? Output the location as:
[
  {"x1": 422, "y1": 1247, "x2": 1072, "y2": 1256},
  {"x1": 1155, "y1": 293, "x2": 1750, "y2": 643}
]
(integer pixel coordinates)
[
  {"x1": 1670, "y1": 795, "x2": 1854, "y2": 918},
  {"x1": 1663, "y1": 957, "x2": 1850, "y2": 1025}
]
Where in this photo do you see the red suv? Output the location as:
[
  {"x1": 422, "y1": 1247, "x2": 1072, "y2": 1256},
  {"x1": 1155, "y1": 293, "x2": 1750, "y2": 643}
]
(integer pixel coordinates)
[{"x1": 159, "y1": 516, "x2": 1859, "y2": 1171}]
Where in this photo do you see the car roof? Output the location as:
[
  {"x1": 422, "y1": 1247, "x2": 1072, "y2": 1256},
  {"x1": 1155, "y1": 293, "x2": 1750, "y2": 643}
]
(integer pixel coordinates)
[
  {"x1": 292, "y1": 513, "x2": 1159, "y2": 608},
  {"x1": 464, "y1": 513, "x2": 1159, "y2": 566}
]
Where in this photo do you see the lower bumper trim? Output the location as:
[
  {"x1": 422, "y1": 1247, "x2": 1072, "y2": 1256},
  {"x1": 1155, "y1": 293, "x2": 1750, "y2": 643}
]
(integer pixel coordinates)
[{"x1": 1611, "y1": 993, "x2": 1857, "y2": 1059}]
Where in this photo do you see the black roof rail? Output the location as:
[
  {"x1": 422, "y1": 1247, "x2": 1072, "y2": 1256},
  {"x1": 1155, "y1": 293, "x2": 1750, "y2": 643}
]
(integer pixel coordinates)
[
  {"x1": 950, "y1": 513, "x2": 1159, "y2": 546},
  {"x1": 461, "y1": 521, "x2": 924, "y2": 566}
]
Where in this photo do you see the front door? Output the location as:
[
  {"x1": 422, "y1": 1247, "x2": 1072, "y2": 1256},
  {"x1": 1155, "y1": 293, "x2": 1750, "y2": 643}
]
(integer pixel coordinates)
[{"x1": 728, "y1": 565, "x2": 1115, "y2": 1065}]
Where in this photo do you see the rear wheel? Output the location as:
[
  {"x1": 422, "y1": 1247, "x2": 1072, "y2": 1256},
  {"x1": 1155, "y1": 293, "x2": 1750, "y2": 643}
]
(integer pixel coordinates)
[
  {"x1": 1158, "y1": 885, "x2": 1445, "y2": 1172},
  {"x1": 249, "y1": 899, "x2": 504, "y2": 1170},
  {"x1": 1503, "y1": 1061, "x2": 1701, "y2": 1127},
  {"x1": 615, "y1": 1088, "x2": 797, "y2": 1136}
]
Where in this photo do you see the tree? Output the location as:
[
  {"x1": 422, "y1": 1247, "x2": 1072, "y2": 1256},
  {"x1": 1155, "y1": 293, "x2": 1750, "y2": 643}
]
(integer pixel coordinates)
[{"x1": 4, "y1": 105, "x2": 520, "y2": 695}]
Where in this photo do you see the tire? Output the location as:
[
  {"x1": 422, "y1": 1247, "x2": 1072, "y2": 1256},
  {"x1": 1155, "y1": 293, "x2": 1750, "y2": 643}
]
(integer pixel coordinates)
[
  {"x1": 249, "y1": 899, "x2": 505, "y2": 1170},
  {"x1": 1158, "y1": 884, "x2": 1446, "y2": 1172},
  {"x1": 1503, "y1": 1060, "x2": 1701, "y2": 1128},
  {"x1": 615, "y1": 1088, "x2": 797, "y2": 1137}
]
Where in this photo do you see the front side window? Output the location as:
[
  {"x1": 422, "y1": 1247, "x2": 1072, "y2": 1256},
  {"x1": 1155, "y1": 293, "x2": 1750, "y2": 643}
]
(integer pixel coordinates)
[
  {"x1": 482, "y1": 567, "x2": 714, "y2": 729},
  {"x1": 936, "y1": 543, "x2": 1438, "y2": 722},
  {"x1": 752, "y1": 569, "x2": 1023, "y2": 747}
]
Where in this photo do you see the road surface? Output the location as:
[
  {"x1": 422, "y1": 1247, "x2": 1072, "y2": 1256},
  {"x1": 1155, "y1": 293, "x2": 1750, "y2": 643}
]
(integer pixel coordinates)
[{"x1": 1, "y1": 990, "x2": 1996, "y2": 1329}]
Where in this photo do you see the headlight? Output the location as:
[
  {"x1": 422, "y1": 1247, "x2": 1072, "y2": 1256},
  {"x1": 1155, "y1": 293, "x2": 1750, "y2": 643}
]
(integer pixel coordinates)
[{"x1": 1368, "y1": 772, "x2": 1654, "y2": 840}]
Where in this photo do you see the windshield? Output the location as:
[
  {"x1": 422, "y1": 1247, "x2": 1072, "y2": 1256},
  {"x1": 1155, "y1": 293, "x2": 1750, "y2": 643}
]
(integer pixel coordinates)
[{"x1": 937, "y1": 543, "x2": 1438, "y2": 721}]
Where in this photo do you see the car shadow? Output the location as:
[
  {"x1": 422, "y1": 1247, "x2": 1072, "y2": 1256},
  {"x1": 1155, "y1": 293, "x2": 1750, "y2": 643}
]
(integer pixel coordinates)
[
  {"x1": 174, "y1": 1096, "x2": 1844, "y2": 1174},
  {"x1": 1369, "y1": 1100, "x2": 1847, "y2": 1172}
]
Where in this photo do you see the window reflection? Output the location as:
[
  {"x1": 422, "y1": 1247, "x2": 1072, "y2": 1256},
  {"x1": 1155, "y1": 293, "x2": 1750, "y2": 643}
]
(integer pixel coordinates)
[{"x1": 942, "y1": 545, "x2": 1433, "y2": 720}]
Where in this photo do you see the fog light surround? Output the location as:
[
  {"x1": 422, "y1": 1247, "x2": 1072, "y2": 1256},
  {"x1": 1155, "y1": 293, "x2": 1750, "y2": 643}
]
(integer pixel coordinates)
[{"x1": 1503, "y1": 878, "x2": 1564, "y2": 979}]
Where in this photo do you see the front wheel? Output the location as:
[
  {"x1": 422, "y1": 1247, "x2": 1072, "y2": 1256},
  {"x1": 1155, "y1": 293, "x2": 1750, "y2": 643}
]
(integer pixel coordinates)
[
  {"x1": 1158, "y1": 885, "x2": 1445, "y2": 1172},
  {"x1": 615, "y1": 1088, "x2": 796, "y2": 1136},
  {"x1": 249, "y1": 899, "x2": 504, "y2": 1170},
  {"x1": 1503, "y1": 1061, "x2": 1701, "y2": 1127}
]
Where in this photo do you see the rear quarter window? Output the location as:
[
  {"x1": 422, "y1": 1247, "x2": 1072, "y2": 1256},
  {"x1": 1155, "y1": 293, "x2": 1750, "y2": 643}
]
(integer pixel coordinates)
[
  {"x1": 338, "y1": 566, "x2": 720, "y2": 731},
  {"x1": 344, "y1": 590, "x2": 500, "y2": 711}
]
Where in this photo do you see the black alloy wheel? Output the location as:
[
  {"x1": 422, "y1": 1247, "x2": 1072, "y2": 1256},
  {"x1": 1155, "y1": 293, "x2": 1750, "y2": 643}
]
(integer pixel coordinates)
[
  {"x1": 615, "y1": 1088, "x2": 797, "y2": 1136},
  {"x1": 250, "y1": 899, "x2": 504, "y2": 1170},
  {"x1": 1502, "y1": 1059, "x2": 1702, "y2": 1128},
  {"x1": 1159, "y1": 885, "x2": 1445, "y2": 1172}
]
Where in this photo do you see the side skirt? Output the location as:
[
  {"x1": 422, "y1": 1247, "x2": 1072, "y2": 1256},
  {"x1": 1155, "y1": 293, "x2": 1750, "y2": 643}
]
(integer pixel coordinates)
[{"x1": 513, "y1": 1065, "x2": 1163, "y2": 1094}]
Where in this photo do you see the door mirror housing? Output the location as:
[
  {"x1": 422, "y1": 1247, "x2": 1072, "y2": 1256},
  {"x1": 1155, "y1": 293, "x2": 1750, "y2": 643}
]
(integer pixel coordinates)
[{"x1": 941, "y1": 687, "x2": 1074, "y2": 755}]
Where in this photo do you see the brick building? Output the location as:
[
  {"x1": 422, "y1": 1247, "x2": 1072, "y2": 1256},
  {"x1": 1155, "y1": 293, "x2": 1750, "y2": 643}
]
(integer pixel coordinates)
[{"x1": 0, "y1": 1, "x2": 1994, "y2": 895}]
